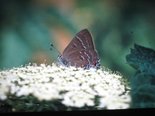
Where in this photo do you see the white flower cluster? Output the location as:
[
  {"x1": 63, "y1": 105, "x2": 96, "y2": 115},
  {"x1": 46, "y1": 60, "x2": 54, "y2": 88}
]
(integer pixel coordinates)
[{"x1": 0, "y1": 63, "x2": 131, "y2": 109}]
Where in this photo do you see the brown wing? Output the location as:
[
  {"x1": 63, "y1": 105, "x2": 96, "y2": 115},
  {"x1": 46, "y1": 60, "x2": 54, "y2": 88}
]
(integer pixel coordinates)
[
  {"x1": 63, "y1": 49, "x2": 100, "y2": 68},
  {"x1": 59, "y1": 29, "x2": 100, "y2": 69},
  {"x1": 62, "y1": 29, "x2": 95, "y2": 58}
]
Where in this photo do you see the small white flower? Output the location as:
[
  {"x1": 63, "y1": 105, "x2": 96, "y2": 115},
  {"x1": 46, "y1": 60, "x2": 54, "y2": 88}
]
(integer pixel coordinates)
[
  {"x1": 0, "y1": 63, "x2": 131, "y2": 109},
  {"x1": 16, "y1": 86, "x2": 31, "y2": 97}
]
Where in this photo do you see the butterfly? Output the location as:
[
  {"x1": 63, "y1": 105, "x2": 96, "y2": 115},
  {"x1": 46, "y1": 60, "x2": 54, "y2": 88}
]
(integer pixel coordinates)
[{"x1": 56, "y1": 29, "x2": 100, "y2": 69}]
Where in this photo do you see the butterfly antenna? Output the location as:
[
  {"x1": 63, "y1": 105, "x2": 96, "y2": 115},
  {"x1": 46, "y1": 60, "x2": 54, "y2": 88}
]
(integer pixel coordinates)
[{"x1": 50, "y1": 43, "x2": 61, "y2": 56}]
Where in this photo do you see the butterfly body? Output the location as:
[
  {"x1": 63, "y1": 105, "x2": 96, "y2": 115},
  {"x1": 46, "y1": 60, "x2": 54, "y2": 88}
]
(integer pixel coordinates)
[{"x1": 57, "y1": 29, "x2": 100, "y2": 69}]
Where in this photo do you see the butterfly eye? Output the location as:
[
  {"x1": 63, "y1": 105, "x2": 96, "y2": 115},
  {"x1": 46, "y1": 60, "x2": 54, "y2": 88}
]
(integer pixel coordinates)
[{"x1": 58, "y1": 56, "x2": 68, "y2": 66}]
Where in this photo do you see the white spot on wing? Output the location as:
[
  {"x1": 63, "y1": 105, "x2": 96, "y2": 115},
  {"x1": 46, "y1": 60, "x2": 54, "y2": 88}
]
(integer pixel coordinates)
[{"x1": 76, "y1": 35, "x2": 87, "y2": 49}]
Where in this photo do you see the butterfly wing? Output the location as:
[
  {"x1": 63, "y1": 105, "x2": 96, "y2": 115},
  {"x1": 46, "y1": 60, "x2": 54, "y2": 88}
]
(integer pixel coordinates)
[
  {"x1": 61, "y1": 49, "x2": 99, "y2": 68},
  {"x1": 58, "y1": 29, "x2": 100, "y2": 69},
  {"x1": 62, "y1": 29, "x2": 95, "y2": 56}
]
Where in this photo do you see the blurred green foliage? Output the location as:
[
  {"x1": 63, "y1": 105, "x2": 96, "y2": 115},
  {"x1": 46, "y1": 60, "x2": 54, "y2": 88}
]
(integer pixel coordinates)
[
  {"x1": 0, "y1": 0, "x2": 155, "y2": 79},
  {"x1": 126, "y1": 44, "x2": 155, "y2": 108}
]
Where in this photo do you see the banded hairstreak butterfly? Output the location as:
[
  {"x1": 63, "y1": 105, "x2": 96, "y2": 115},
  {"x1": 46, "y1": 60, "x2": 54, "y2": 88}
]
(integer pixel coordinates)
[{"x1": 57, "y1": 29, "x2": 100, "y2": 69}]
